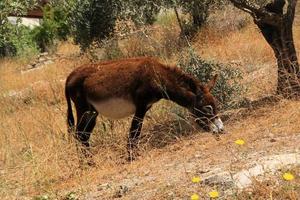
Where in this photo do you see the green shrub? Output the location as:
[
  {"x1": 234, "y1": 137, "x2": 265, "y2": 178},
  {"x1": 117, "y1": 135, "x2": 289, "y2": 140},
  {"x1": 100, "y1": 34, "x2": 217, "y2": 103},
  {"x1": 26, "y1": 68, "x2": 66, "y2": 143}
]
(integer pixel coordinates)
[
  {"x1": 0, "y1": 2, "x2": 69, "y2": 57},
  {"x1": 0, "y1": 0, "x2": 38, "y2": 57},
  {"x1": 120, "y1": 0, "x2": 161, "y2": 26},
  {"x1": 51, "y1": 6, "x2": 70, "y2": 41},
  {"x1": 0, "y1": 40, "x2": 17, "y2": 57},
  {"x1": 68, "y1": 0, "x2": 120, "y2": 51},
  {"x1": 161, "y1": 0, "x2": 228, "y2": 37},
  {"x1": 31, "y1": 4, "x2": 70, "y2": 52},
  {"x1": 0, "y1": 24, "x2": 39, "y2": 58},
  {"x1": 11, "y1": 25, "x2": 39, "y2": 57},
  {"x1": 178, "y1": 51, "x2": 245, "y2": 110},
  {"x1": 155, "y1": 9, "x2": 177, "y2": 27}
]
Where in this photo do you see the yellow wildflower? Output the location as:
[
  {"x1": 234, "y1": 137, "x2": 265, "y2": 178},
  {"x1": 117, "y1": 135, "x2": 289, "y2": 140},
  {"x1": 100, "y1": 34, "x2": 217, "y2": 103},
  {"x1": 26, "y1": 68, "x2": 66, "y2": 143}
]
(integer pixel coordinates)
[
  {"x1": 208, "y1": 190, "x2": 219, "y2": 198},
  {"x1": 191, "y1": 176, "x2": 201, "y2": 183},
  {"x1": 283, "y1": 172, "x2": 295, "y2": 181},
  {"x1": 191, "y1": 193, "x2": 199, "y2": 200},
  {"x1": 235, "y1": 139, "x2": 245, "y2": 145}
]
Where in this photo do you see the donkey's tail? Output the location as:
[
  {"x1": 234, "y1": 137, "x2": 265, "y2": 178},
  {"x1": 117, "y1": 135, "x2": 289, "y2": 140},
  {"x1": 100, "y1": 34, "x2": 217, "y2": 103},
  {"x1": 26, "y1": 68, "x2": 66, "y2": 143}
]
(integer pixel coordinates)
[{"x1": 65, "y1": 84, "x2": 75, "y2": 131}]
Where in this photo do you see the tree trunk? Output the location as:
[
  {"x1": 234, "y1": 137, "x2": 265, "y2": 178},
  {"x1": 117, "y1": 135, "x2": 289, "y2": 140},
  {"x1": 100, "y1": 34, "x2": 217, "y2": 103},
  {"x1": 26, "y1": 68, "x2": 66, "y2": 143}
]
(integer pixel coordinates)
[
  {"x1": 230, "y1": 0, "x2": 299, "y2": 98},
  {"x1": 256, "y1": 6, "x2": 300, "y2": 97},
  {"x1": 191, "y1": 3, "x2": 209, "y2": 29}
]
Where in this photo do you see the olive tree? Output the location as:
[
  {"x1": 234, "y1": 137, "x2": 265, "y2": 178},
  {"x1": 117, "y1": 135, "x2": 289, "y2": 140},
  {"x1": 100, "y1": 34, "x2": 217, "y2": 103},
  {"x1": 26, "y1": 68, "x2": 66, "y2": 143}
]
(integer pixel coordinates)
[
  {"x1": 67, "y1": 0, "x2": 120, "y2": 51},
  {"x1": 163, "y1": 0, "x2": 226, "y2": 37},
  {"x1": 229, "y1": 0, "x2": 299, "y2": 97},
  {"x1": 120, "y1": 0, "x2": 161, "y2": 25}
]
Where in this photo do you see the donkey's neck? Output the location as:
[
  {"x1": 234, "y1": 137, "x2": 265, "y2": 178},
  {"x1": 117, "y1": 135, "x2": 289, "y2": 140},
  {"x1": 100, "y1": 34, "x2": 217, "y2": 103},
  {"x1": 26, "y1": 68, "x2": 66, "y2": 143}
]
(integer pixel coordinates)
[{"x1": 158, "y1": 66, "x2": 202, "y2": 109}]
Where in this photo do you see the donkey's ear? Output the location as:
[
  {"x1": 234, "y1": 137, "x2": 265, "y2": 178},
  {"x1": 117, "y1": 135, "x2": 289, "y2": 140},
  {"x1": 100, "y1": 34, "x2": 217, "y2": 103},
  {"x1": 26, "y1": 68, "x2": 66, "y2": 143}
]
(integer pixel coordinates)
[{"x1": 207, "y1": 74, "x2": 218, "y2": 91}]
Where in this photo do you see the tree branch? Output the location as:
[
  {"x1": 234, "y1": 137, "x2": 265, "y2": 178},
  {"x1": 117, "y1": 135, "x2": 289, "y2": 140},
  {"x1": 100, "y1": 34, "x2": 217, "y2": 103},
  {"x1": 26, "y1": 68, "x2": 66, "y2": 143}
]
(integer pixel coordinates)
[
  {"x1": 229, "y1": 0, "x2": 262, "y2": 16},
  {"x1": 229, "y1": 0, "x2": 284, "y2": 27},
  {"x1": 286, "y1": 0, "x2": 298, "y2": 27},
  {"x1": 174, "y1": 7, "x2": 184, "y2": 34}
]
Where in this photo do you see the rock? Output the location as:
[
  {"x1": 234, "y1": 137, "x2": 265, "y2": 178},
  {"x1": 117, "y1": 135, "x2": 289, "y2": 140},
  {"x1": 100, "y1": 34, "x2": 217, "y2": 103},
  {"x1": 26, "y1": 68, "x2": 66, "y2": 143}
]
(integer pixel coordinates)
[
  {"x1": 38, "y1": 57, "x2": 46, "y2": 62},
  {"x1": 233, "y1": 153, "x2": 300, "y2": 189},
  {"x1": 233, "y1": 165, "x2": 264, "y2": 189},
  {"x1": 40, "y1": 52, "x2": 49, "y2": 56},
  {"x1": 204, "y1": 172, "x2": 233, "y2": 188},
  {"x1": 44, "y1": 60, "x2": 54, "y2": 65},
  {"x1": 20, "y1": 52, "x2": 58, "y2": 74}
]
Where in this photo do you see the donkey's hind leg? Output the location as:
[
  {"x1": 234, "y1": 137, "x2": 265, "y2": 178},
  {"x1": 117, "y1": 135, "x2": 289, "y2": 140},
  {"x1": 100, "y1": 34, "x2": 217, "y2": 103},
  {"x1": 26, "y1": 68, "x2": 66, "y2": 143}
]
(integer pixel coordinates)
[
  {"x1": 74, "y1": 99, "x2": 98, "y2": 164},
  {"x1": 76, "y1": 110, "x2": 98, "y2": 147}
]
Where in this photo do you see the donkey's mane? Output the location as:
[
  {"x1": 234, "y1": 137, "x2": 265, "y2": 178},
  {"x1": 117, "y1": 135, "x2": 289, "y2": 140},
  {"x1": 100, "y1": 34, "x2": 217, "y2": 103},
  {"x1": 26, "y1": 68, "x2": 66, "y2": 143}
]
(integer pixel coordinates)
[{"x1": 161, "y1": 62, "x2": 204, "y2": 94}]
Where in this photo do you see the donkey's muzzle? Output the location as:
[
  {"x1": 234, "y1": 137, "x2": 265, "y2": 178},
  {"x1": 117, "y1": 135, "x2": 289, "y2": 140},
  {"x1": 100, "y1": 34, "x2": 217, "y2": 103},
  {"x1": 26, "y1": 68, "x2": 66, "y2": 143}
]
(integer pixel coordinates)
[{"x1": 209, "y1": 117, "x2": 225, "y2": 134}]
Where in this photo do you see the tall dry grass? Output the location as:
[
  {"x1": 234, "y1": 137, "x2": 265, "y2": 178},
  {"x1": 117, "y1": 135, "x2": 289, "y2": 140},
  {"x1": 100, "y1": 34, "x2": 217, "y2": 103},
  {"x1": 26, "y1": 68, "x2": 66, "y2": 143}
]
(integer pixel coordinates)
[
  {"x1": 0, "y1": 41, "x2": 193, "y2": 199},
  {"x1": 0, "y1": 6, "x2": 300, "y2": 199}
]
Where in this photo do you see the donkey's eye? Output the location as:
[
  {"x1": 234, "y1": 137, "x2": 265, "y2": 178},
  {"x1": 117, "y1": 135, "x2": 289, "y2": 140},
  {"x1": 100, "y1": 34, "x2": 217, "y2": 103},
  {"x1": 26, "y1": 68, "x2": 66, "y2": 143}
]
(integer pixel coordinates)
[{"x1": 203, "y1": 105, "x2": 213, "y2": 114}]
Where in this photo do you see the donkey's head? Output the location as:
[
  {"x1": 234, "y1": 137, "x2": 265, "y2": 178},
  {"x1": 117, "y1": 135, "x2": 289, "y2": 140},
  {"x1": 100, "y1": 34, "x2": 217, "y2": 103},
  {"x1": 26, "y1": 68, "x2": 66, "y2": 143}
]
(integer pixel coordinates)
[{"x1": 192, "y1": 75, "x2": 224, "y2": 134}]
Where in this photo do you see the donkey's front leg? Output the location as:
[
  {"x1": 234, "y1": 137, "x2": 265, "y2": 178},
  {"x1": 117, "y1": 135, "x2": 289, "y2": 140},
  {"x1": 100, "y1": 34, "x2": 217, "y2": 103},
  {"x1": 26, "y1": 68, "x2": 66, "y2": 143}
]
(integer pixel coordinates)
[{"x1": 128, "y1": 106, "x2": 147, "y2": 162}]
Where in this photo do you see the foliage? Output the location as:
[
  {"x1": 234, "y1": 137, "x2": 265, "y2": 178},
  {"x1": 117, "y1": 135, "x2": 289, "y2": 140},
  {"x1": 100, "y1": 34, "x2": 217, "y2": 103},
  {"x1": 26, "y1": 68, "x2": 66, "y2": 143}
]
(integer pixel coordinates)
[
  {"x1": 31, "y1": 21, "x2": 56, "y2": 52},
  {"x1": 0, "y1": 0, "x2": 38, "y2": 57},
  {"x1": 31, "y1": 4, "x2": 70, "y2": 52},
  {"x1": 10, "y1": 25, "x2": 39, "y2": 57},
  {"x1": 179, "y1": 0, "x2": 212, "y2": 28},
  {"x1": 120, "y1": 0, "x2": 161, "y2": 25},
  {"x1": 67, "y1": 0, "x2": 120, "y2": 51},
  {"x1": 0, "y1": 0, "x2": 70, "y2": 57},
  {"x1": 67, "y1": 0, "x2": 224, "y2": 51},
  {"x1": 178, "y1": 50, "x2": 245, "y2": 110},
  {"x1": 47, "y1": 4, "x2": 70, "y2": 41},
  {"x1": 0, "y1": 23, "x2": 39, "y2": 58},
  {"x1": 163, "y1": 0, "x2": 226, "y2": 35}
]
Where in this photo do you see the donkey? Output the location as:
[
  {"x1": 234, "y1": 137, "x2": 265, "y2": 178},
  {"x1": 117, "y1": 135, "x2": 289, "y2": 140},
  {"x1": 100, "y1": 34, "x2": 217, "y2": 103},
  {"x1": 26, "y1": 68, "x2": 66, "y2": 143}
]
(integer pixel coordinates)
[{"x1": 65, "y1": 57, "x2": 224, "y2": 161}]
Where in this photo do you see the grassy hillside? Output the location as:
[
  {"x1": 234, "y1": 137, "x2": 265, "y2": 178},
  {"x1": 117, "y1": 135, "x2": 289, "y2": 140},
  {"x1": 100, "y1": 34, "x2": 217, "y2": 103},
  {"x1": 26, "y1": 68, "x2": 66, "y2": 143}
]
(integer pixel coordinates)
[{"x1": 0, "y1": 5, "x2": 300, "y2": 200}]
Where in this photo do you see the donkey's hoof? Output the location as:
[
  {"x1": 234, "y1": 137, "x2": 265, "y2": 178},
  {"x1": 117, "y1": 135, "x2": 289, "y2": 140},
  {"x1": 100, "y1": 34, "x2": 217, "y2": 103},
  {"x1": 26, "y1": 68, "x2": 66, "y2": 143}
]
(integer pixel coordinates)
[
  {"x1": 127, "y1": 156, "x2": 135, "y2": 162},
  {"x1": 127, "y1": 150, "x2": 140, "y2": 162}
]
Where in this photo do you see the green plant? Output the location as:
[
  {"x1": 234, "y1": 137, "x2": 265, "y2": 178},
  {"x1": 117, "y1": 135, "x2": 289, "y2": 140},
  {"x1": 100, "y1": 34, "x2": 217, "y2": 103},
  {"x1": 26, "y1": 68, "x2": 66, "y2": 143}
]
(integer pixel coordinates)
[
  {"x1": 155, "y1": 9, "x2": 177, "y2": 27},
  {"x1": 0, "y1": 0, "x2": 38, "y2": 57},
  {"x1": 67, "y1": 0, "x2": 120, "y2": 51},
  {"x1": 0, "y1": 23, "x2": 39, "y2": 58},
  {"x1": 31, "y1": 4, "x2": 70, "y2": 52},
  {"x1": 10, "y1": 25, "x2": 39, "y2": 57},
  {"x1": 120, "y1": 0, "x2": 161, "y2": 26},
  {"x1": 162, "y1": 0, "x2": 228, "y2": 37},
  {"x1": 178, "y1": 50, "x2": 245, "y2": 110}
]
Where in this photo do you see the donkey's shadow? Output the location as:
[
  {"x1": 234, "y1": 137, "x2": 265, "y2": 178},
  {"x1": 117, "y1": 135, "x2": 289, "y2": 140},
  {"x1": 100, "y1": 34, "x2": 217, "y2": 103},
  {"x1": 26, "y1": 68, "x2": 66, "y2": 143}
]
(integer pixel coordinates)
[{"x1": 139, "y1": 118, "x2": 199, "y2": 149}]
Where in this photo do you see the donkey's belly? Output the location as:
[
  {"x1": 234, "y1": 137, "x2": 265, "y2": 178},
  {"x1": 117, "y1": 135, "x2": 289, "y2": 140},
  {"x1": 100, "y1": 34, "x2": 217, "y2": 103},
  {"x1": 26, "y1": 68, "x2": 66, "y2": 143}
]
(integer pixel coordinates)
[{"x1": 89, "y1": 98, "x2": 136, "y2": 119}]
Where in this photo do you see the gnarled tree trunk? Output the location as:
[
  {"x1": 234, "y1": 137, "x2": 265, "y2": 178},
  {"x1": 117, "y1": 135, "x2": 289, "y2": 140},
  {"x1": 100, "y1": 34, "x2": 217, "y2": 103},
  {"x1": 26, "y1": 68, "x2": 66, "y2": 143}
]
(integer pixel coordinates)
[{"x1": 230, "y1": 0, "x2": 299, "y2": 98}]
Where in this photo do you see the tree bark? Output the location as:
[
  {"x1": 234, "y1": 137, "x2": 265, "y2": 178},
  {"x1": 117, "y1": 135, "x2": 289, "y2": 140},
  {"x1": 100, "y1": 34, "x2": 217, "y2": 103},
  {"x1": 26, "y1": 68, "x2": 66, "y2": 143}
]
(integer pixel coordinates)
[{"x1": 230, "y1": 0, "x2": 299, "y2": 98}]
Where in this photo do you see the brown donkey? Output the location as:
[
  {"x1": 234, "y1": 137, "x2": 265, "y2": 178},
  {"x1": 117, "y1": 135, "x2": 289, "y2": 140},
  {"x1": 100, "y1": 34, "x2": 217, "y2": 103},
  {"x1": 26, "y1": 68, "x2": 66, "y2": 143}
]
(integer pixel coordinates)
[{"x1": 65, "y1": 57, "x2": 224, "y2": 161}]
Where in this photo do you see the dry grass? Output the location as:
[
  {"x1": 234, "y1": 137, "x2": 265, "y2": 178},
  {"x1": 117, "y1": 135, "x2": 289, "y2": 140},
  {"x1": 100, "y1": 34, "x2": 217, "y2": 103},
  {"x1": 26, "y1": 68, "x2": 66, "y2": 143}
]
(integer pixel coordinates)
[
  {"x1": 195, "y1": 25, "x2": 274, "y2": 66},
  {"x1": 1, "y1": 8, "x2": 300, "y2": 200}
]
